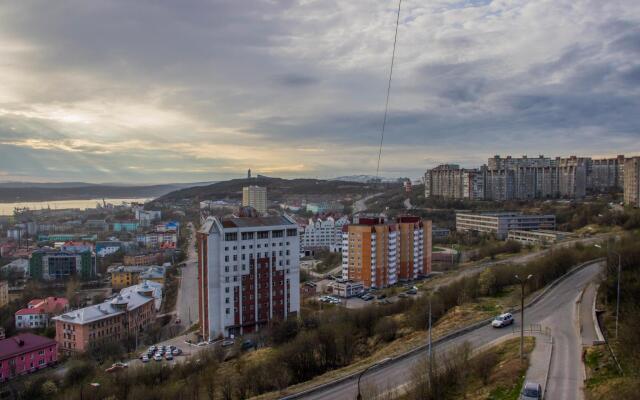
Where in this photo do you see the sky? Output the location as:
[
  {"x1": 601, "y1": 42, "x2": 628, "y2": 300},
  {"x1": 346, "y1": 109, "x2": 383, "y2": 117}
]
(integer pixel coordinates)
[{"x1": 0, "y1": 0, "x2": 639, "y2": 184}]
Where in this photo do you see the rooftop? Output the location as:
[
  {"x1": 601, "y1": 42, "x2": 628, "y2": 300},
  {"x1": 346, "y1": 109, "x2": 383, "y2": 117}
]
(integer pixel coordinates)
[
  {"x1": 53, "y1": 288, "x2": 153, "y2": 325},
  {"x1": 0, "y1": 333, "x2": 56, "y2": 360}
]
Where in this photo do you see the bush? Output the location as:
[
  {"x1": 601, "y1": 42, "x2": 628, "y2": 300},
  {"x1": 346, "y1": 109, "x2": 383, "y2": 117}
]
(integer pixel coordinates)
[{"x1": 374, "y1": 317, "x2": 398, "y2": 342}]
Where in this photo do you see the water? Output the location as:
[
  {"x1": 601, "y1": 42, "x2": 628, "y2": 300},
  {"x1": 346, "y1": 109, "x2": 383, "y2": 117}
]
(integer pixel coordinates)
[{"x1": 0, "y1": 198, "x2": 152, "y2": 215}]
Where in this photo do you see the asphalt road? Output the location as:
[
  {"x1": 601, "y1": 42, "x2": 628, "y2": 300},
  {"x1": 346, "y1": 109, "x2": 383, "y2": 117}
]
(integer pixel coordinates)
[
  {"x1": 176, "y1": 222, "x2": 198, "y2": 330},
  {"x1": 291, "y1": 261, "x2": 603, "y2": 400}
]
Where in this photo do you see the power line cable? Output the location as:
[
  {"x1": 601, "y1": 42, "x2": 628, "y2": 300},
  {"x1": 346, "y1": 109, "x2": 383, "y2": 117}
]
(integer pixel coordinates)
[{"x1": 375, "y1": 0, "x2": 402, "y2": 180}]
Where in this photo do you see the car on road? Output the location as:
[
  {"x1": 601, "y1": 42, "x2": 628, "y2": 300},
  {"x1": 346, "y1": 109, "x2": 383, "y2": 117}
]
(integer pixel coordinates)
[
  {"x1": 406, "y1": 288, "x2": 418, "y2": 295},
  {"x1": 492, "y1": 313, "x2": 514, "y2": 328},
  {"x1": 105, "y1": 362, "x2": 128, "y2": 373},
  {"x1": 520, "y1": 382, "x2": 542, "y2": 399},
  {"x1": 221, "y1": 339, "x2": 235, "y2": 347}
]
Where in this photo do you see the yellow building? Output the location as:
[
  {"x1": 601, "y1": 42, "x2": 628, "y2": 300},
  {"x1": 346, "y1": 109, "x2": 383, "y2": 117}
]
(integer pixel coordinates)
[
  {"x1": 110, "y1": 266, "x2": 166, "y2": 290},
  {"x1": 0, "y1": 280, "x2": 9, "y2": 308},
  {"x1": 242, "y1": 185, "x2": 267, "y2": 214},
  {"x1": 342, "y1": 216, "x2": 432, "y2": 289}
]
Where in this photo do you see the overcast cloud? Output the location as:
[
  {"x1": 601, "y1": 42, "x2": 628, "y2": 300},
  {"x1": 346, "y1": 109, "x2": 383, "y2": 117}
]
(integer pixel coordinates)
[{"x1": 0, "y1": 0, "x2": 639, "y2": 183}]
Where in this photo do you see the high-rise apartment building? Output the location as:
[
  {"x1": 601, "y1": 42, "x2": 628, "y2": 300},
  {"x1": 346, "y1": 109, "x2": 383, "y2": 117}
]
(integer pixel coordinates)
[
  {"x1": 198, "y1": 209, "x2": 300, "y2": 340},
  {"x1": 424, "y1": 164, "x2": 484, "y2": 200},
  {"x1": 341, "y1": 216, "x2": 431, "y2": 288},
  {"x1": 624, "y1": 156, "x2": 640, "y2": 207},
  {"x1": 242, "y1": 186, "x2": 267, "y2": 214},
  {"x1": 590, "y1": 155, "x2": 625, "y2": 191}
]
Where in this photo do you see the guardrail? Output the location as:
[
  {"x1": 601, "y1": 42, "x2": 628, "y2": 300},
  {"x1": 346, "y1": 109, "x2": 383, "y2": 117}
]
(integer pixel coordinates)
[{"x1": 279, "y1": 258, "x2": 604, "y2": 400}]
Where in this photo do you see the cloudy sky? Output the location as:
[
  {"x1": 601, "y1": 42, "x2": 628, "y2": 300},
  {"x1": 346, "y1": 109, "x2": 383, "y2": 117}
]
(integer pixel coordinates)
[{"x1": 0, "y1": 0, "x2": 639, "y2": 184}]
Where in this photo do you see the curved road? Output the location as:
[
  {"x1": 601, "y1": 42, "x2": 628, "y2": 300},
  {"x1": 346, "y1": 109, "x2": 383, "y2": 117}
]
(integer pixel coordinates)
[{"x1": 289, "y1": 261, "x2": 603, "y2": 400}]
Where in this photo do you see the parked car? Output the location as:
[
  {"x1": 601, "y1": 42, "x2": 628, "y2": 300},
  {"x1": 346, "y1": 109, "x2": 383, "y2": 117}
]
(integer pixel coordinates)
[
  {"x1": 221, "y1": 339, "x2": 235, "y2": 347},
  {"x1": 141, "y1": 356, "x2": 150, "y2": 363},
  {"x1": 376, "y1": 294, "x2": 387, "y2": 300},
  {"x1": 105, "y1": 362, "x2": 128, "y2": 373},
  {"x1": 397, "y1": 293, "x2": 408, "y2": 298},
  {"x1": 172, "y1": 348, "x2": 182, "y2": 356},
  {"x1": 492, "y1": 313, "x2": 514, "y2": 328},
  {"x1": 361, "y1": 294, "x2": 374, "y2": 301},
  {"x1": 165, "y1": 353, "x2": 174, "y2": 361},
  {"x1": 153, "y1": 354, "x2": 163, "y2": 362},
  {"x1": 520, "y1": 382, "x2": 542, "y2": 400},
  {"x1": 406, "y1": 288, "x2": 418, "y2": 295},
  {"x1": 241, "y1": 339, "x2": 256, "y2": 351}
]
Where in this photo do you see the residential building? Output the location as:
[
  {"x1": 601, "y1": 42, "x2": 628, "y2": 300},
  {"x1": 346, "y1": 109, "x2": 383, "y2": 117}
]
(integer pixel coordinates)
[
  {"x1": 124, "y1": 251, "x2": 164, "y2": 266},
  {"x1": 298, "y1": 215, "x2": 349, "y2": 254},
  {"x1": 197, "y1": 208, "x2": 300, "y2": 339},
  {"x1": 424, "y1": 164, "x2": 484, "y2": 200},
  {"x1": 1, "y1": 259, "x2": 29, "y2": 277},
  {"x1": 242, "y1": 185, "x2": 267, "y2": 214},
  {"x1": 120, "y1": 280, "x2": 163, "y2": 311},
  {"x1": 52, "y1": 284, "x2": 157, "y2": 354},
  {"x1": 135, "y1": 209, "x2": 162, "y2": 226},
  {"x1": 0, "y1": 281, "x2": 8, "y2": 308},
  {"x1": 136, "y1": 230, "x2": 178, "y2": 249},
  {"x1": 0, "y1": 333, "x2": 57, "y2": 382},
  {"x1": 112, "y1": 221, "x2": 140, "y2": 232},
  {"x1": 95, "y1": 241, "x2": 123, "y2": 257},
  {"x1": 15, "y1": 297, "x2": 69, "y2": 330},
  {"x1": 200, "y1": 200, "x2": 238, "y2": 210},
  {"x1": 432, "y1": 227, "x2": 450, "y2": 239},
  {"x1": 506, "y1": 230, "x2": 571, "y2": 245},
  {"x1": 305, "y1": 201, "x2": 344, "y2": 214},
  {"x1": 624, "y1": 156, "x2": 640, "y2": 207},
  {"x1": 327, "y1": 279, "x2": 365, "y2": 298},
  {"x1": 456, "y1": 212, "x2": 556, "y2": 240},
  {"x1": 590, "y1": 155, "x2": 625, "y2": 192},
  {"x1": 59, "y1": 241, "x2": 94, "y2": 253},
  {"x1": 109, "y1": 265, "x2": 166, "y2": 290},
  {"x1": 85, "y1": 219, "x2": 108, "y2": 232},
  {"x1": 341, "y1": 216, "x2": 432, "y2": 289},
  {"x1": 29, "y1": 248, "x2": 96, "y2": 281}
]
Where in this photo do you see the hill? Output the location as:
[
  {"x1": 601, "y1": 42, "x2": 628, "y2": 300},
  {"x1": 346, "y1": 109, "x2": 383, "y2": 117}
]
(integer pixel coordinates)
[{"x1": 152, "y1": 176, "x2": 388, "y2": 205}]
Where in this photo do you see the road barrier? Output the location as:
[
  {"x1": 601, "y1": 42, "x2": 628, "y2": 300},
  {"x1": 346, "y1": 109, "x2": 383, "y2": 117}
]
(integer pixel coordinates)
[{"x1": 279, "y1": 258, "x2": 604, "y2": 400}]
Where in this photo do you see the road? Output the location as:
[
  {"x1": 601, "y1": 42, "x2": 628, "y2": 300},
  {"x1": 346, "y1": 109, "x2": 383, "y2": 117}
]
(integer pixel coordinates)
[
  {"x1": 176, "y1": 222, "x2": 198, "y2": 330},
  {"x1": 353, "y1": 193, "x2": 382, "y2": 214},
  {"x1": 288, "y1": 261, "x2": 603, "y2": 400}
]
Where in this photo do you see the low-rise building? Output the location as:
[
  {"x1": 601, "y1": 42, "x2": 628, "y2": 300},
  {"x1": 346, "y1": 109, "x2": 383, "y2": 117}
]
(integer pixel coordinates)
[
  {"x1": 95, "y1": 241, "x2": 123, "y2": 257},
  {"x1": 306, "y1": 201, "x2": 344, "y2": 214},
  {"x1": 506, "y1": 230, "x2": 571, "y2": 245},
  {"x1": 456, "y1": 212, "x2": 556, "y2": 240},
  {"x1": 136, "y1": 231, "x2": 178, "y2": 249},
  {"x1": 298, "y1": 215, "x2": 349, "y2": 254},
  {"x1": 109, "y1": 265, "x2": 166, "y2": 290},
  {"x1": 327, "y1": 279, "x2": 364, "y2": 298},
  {"x1": 112, "y1": 221, "x2": 140, "y2": 232},
  {"x1": 29, "y1": 248, "x2": 97, "y2": 281},
  {"x1": 52, "y1": 285, "x2": 157, "y2": 354},
  {"x1": 123, "y1": 251, "x2": 164, "y2": 266},
  {"x1": 0, "y1": 333, "x2": 57, "y2": 382},
  {"x1": 15, "y1": 297, "x2": 69, "y2": 330}
]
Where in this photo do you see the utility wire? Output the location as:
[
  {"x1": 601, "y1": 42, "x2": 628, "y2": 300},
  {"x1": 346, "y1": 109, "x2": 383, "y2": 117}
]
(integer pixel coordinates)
[{"x1": 375, "y1": 0, "x2": 402, "y2": 180}]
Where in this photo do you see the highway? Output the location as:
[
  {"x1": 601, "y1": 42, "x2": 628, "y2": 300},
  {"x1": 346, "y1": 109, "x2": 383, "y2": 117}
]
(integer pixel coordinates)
[
  {"x1": 288, "y1": 261, "x2": 603, "y2": 400},
  {"x1": 176, "y1": 222, "x2": 199, "y2": 330}
]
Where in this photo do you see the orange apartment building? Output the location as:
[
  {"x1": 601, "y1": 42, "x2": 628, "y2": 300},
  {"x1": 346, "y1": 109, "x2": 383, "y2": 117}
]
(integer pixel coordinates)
[
  {"x1": 341, "y1": 216, "x2": 431, "y2": 288},
  {"x1": 52, "y1": 285, "x2": 156, "y2": 354}
]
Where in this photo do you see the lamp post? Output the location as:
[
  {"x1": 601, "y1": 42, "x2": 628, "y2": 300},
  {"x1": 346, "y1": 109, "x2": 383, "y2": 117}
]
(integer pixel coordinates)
[
  {"x1": 514, "y1": 274, "x2": 533, "y2": 363},
  {"x1": 356, "y1": 358, "x2": 391, "y2": 400},
  {"x1": 595, "y1": 244, "x2": 622, "y2": 339}
]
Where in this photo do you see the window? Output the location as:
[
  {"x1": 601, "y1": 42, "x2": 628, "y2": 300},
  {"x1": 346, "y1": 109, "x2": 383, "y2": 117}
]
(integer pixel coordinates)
[
  {"x1": 242, "y1": 232, "x2": 254, "y2": 240},
  {"x1": 287, "y1": 229, "x2": 297, "y2": 237},
  {"x1": 225, "y1": 298, "x2": 230, "y2": 304},
  {"x1": 225, "y1": 308, "x2": 230, "y2": 315},
  {"x1": 225, "y1": 287, "x2": 230, "y2": 293},
  {"x1": 272, "y1": 230, "x2": 284, "y2": 238},
  {"x1": 224, "y1": 232, "x2": 238, "y2": 241},
  {"x1": 257, "y1": 231, "x2": 269, "y2": 239}
]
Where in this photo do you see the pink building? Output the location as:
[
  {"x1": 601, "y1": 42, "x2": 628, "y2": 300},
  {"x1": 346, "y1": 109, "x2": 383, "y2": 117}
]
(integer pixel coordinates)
[
  {"x1": 0, "y1": 333, "x2": 57, "y2": 382},
  {"x1": 15, "y1": 297, "x2": 69, "y2": 330}
]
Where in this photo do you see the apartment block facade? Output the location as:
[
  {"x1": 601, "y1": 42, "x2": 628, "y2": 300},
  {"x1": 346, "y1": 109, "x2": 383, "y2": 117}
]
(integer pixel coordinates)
[
  {"x1": 624, "y1": 156, "x2": 640, "y2": 207},
  {"x1": 341, "y1": 216, "x2": 432, "y2": 289},
  {"x1": 424, "y1": 164, "x2": 484, "y2": 200},
  {"x1": 0, "y1": 333, "x2": 57, "y2": 382},
  {"x1": 298, "y1": 215, "x2": 349, "y2": 253},
  {"x1": 242, "y1": 186, "x2": 268, "y2": 214},
  {"x1": 590, "y1": 155, "x2": 625, "y2": 191},
  {"x1": 456, "y1": 212, "x2": 556, "y2": 240},
  {"x1": 29, "y1": 248, "x2": 96, "y2": 281},
  {"x1": 198, "y1": 210, "x2": 300, "y2": 340},
  {"x1": 52, "y1": 284, "x2": 157, "y2": 354}
]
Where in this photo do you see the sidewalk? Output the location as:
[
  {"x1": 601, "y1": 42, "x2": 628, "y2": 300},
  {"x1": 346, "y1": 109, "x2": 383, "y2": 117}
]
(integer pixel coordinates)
[{"x1": 524, "y1": 333, "x2": 554, "y2": 395}]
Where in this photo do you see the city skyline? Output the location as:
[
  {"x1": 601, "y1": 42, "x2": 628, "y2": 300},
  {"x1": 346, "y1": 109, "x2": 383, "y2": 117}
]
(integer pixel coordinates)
[{"x1": 1, "y1": 1, "x2": 639, "y2": 183}]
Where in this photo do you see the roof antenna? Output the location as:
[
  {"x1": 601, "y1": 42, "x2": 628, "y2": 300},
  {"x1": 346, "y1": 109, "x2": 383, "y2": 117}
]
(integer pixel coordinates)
[{"x1": 375, "y1": 0, "x2": 402, "y2": 181}]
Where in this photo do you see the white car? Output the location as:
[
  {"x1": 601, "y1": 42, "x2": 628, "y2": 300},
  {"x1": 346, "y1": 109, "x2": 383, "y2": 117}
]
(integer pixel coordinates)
[
  {"x1": 492, "y1": 313, "x2": 514, "y2": 328},
  {"x1": 153, "y1": 354, "x2": 163, "y2": 362},
  {"x1": 141, "y1": 356, "x2": 150, "y2": 363}
]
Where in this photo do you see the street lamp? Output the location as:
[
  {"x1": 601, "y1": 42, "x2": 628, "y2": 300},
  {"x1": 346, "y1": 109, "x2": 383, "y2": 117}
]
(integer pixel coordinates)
[
  {"x1": 356, "y1": 358, "x2": 391, "y2": 400},
  {"x1": 594, "y1": 244, "x2": 622, "y2": 339},
  {"x1": 514, "y1": 274, "x2": 533, "y2": 363}
]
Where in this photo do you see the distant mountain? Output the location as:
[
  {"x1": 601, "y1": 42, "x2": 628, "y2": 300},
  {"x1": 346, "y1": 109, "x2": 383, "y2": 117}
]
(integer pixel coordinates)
[
  {"x1": 331, "y1": 175, "x2": 398, "y2": 183},
  {"x1": 152, "y1": 176, "x2": 387, "y2": 205},
  {"x1": 0, "y1": 181, "x2": 215, "y2": 202}
]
